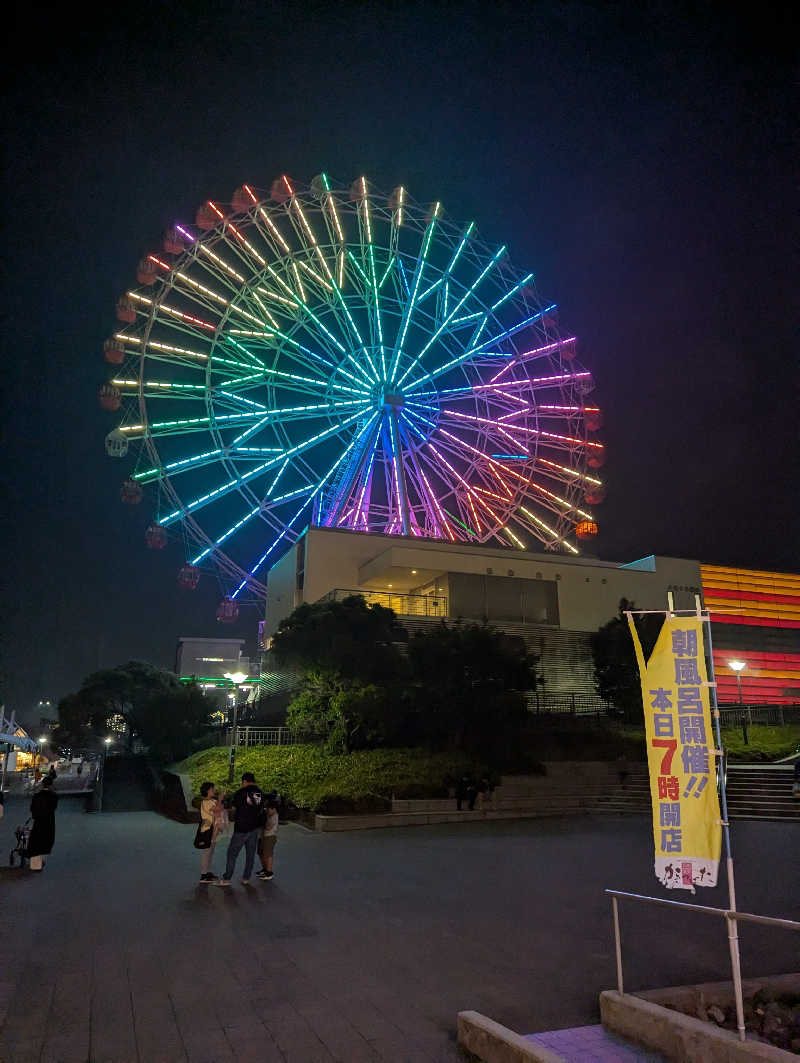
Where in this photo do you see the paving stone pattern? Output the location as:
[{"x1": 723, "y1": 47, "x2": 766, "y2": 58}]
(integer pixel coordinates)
[
  {"x1": 0, "y1": 797, "x2": 797, "y2": 1062},
  {"x1": 527, "y1": 1024, "x2": 666, "y2": 1061}
]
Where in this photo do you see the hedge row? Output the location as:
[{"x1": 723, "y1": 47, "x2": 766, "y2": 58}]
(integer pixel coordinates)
[{"x1": 174, "y1": 745, "x2": 494, "y2": 813}]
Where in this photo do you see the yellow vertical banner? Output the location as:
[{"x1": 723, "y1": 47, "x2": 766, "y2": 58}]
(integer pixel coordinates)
[{"x1": 628, "y1": 615, "x2": 722, "y2": 892}]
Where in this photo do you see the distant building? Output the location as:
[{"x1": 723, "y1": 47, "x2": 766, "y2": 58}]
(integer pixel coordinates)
[
  {"x1": 175, "y1": 636, "x2": 258, "y2": 717},
  {"x1": 701, "y1": 565, "x2": 800, "y2": 705},
  {"x1": 175, "y1": 637, "x2": 251, "y2": 681}
]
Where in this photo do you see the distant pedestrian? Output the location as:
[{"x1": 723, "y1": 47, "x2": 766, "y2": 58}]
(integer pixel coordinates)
[
  {"x1": 257, "y1": 795, "x2": 279, "y2": 881},
  {"x1": 46, "y1": 765, "x2": 57, "y2": 785},
  {"x1": 29, "y1": 776, "x2": 58, "y2": 872},
  {"x1": 77, "y1": 760, "x2": 84, "y2": 776},
  {"x1": 476, "y1": 776, "x2": 492, "y2": 810},
  {"x1": 215, "y1": 772, "x2": 264, "y2": 886},
  {"x1": 196, "y1": 781, "x2": 224, "y2": 882},
  {"x1": 456, "y1": 774, "x2": 477, "y2": 811}
]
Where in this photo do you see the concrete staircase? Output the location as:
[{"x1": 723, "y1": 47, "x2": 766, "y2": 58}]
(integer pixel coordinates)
[
  {"x1": 391, "y1": 763, "x2": 800, "y2": 824},
  {"x1": 725, "y1": 764, "x2": 799, "y2": 821},
  {"x1": 391, "y1": 762, "x2": 653, "y2": 821},
  {"x1": 102, "y1": 755, "x2": 154, "y2": 812}
]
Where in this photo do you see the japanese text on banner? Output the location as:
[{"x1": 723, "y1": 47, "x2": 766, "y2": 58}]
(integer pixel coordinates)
[{"x1": 628, "y1": 615, "x2": 721, "y2": 892}]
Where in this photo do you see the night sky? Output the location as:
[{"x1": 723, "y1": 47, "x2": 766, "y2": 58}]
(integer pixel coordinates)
[{"x1": 2, "y1": 1, "x2": 796, "y2": 723}]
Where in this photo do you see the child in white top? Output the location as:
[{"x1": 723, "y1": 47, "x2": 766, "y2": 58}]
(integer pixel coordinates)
[{"x1": 257, "y1": 796, "x2": 279, "y2": 881}]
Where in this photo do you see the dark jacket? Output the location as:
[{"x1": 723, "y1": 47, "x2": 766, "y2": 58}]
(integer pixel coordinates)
[
  {"x1": 29, "y1": 788, "x2": 58, "y2": 857},
  {"x1": 230, "y1": 784, "x2": 264, "y2": 833}
]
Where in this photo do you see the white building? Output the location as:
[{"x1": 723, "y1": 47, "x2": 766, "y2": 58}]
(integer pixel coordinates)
[{"x1": 262, "y1": 526, "x2": 702, "y2": 698}]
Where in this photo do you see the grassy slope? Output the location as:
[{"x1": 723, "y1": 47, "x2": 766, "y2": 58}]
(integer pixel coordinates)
[
  {"x1": 175, "y1": 724, "x2": 800, "y2": 811},
  {"x1": 720, "y1": 723, "x2": 800, "y2": 761},
  {"x1": 175, "y1": 745, "x2": 483, "y2": 811}
]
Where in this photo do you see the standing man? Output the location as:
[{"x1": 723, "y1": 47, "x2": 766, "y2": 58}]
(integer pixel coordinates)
[{"x1": 215, "y1": 772, "x2": 264, "y2": 886}]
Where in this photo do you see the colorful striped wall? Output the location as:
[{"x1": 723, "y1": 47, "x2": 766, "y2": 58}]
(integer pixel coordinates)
[{"x1": 701, "y1": 564, "x2": 800, "y2": 704}]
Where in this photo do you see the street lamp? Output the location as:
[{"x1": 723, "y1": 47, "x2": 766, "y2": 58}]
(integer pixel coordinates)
[
  {"x1": 36, "y1": 736, "x2": 47, "y2": 775},
  {"x1": 224, "y1": 671, "x2": 248, "y2": 783},
  {"x1": 728, "y1": 660, "x2": 747, "y2": 744}
]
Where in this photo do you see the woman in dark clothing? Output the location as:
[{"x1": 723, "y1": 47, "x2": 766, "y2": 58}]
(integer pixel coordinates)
[{"x1": 29, "y1": 776, "x2": 58, "y2": 871}]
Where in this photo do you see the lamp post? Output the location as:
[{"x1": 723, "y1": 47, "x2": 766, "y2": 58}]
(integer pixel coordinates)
[
  {"x1": 224, "y1": 671, "x2": 248, "y2": 784},
  {"x1": 728, "y1": 660, "x2": 747, "y2": 744},
  {"x1": 36, "y1": 736, "x2": 47, "y2": 778}
]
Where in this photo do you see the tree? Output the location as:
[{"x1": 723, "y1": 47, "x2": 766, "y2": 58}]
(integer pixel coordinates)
[
  {"x1": 78, "y1": 660, "x2": 182, "y2": 748},
  {"x1": 274, "y1": 595, "x2": 406, "y2": 752},
  {"x1": 134, "y1": 681, "x2": 213, "y2": 763},
  {"x1": 590, "y1": 599, "x2": 663, "y2": 723},
  {"x1": 272, "y1": 595, "x2": 405, "y2": 682},
  {"x1": 406, "y1": 620, "x2": 538, "y2": 757},
  {"x1": 56, "y1": 661, "x2": 212, "y2": 760}
]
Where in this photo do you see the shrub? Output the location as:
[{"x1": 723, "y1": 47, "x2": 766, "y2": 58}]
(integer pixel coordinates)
[{"x1": 175, "y1": 745, "x2": 489, "y2": 813}]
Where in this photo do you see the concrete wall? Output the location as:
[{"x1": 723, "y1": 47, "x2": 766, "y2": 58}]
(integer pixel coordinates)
[
  {"x1": 264, "y1": 544, "x2": 300, "y2": 641},
  {"x1": 263, "y1": 526, "x2": 702, "y2": 637}
]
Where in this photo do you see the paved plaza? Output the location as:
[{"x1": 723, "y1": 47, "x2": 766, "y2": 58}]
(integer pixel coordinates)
[{"x1": 0, "y1": 798, "x2": 797, "y2": 1062}]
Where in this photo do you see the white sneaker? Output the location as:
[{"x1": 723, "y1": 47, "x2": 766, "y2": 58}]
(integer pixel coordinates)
[
  {"x1": 241, "y1": 879, "x2": 250, "y2": 885},
  {"x1": 214, "y1": 878, "x2": 231, "y2": 887}
]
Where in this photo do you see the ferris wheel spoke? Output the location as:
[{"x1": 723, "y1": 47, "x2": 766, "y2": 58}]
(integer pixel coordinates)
[
  {"x1": 230, "y1": 412, "x2": 383, "y2": 595},
  {"x1": 286, "y1": 189, "x2": 338, "y2": 290},
  {"x1": 156, "y1": 403, "x2": 372, "y2": 527},
  {"x1": 489, "y1": 338, "x2": 578, "y2": 383},
  {"x1": 397, "y1": 416, "x2": 465, "y2": 541},
  {"x1": 127, "y1": 291, "x2": 218, "y2": 337},
  {"x1": 176, "y1": 223, "x2": 249, "y2": 286},
  {"x1": 110, "y1": 376, "x2": 207, "y2": 399},
  {"x1": 354, "y1": 180, "x2": 388, "y2": 379},
  {"x1": 512, "y1": 505, "x2": 579, "y2": 555},
  {"x1": 397, "y1": 240, "x2": 508, "y2": 389},
  {"x1": 535, "y1": 456, "x2": 603, "y2": 488},
  {"x1": 412, "y1": 444, "x2": 473, "y2": 540},
  {"x1": 230, "y1": 497, "x2": 312, "y2": 599},
  {"x1": 134, "y1": 449, "x2": 225, "y2": 484},
  {"x1": 419, "y1": 303, "x2": 558, "y2": 386},
  {"x1": 387, "y1": 204, "x2": 440, "y2": 384},
  {"x1": 120, "y1": 410, "x2": 271, "y2": 441}
]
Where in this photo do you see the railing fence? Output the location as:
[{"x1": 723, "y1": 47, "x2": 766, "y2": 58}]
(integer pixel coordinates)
[{"x1": 606, "y1": 888, "x2": 800, "y2": 1044}]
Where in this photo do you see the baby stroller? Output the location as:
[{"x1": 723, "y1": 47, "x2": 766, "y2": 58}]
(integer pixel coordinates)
[{"x1": 9, "y1": 818, "x2": 32, "y2": 867}]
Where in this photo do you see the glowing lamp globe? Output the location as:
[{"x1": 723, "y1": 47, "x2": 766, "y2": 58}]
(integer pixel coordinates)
[{"x1": 576, "y1": 520, "x2": 598, "y2": 540}]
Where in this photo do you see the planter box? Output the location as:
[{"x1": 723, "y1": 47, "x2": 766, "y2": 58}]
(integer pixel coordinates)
[
  {"x1": 600, "y1": 976, "x2": 800, "y2": 1062},
  {"x1": 457, "y1": 1011, "x2": 567, "y2": 1063}
]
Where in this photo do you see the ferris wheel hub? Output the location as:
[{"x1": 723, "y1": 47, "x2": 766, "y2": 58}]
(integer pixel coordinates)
[{"x1": 381, "y1": 390, "x2": 405, "y2": 410}]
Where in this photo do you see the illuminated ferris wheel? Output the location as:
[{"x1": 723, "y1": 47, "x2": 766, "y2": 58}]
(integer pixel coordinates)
[{"x1": 100, "y1": 175, "x2": 605, "y2": 615}]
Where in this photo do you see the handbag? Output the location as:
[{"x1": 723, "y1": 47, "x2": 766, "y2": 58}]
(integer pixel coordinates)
[{"x1": 193, "y1": 825, "x2": 213, "y2": 849}]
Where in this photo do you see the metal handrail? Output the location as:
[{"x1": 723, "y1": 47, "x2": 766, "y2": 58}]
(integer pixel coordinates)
[{"x1": 605, "y1": 888, "x2": 800, "y2": 1043}]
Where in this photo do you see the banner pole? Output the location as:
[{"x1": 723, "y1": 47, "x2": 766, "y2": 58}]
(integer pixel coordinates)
[{"x1": 696, "y1": 593, "x2": 746, "y2": 1041}]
